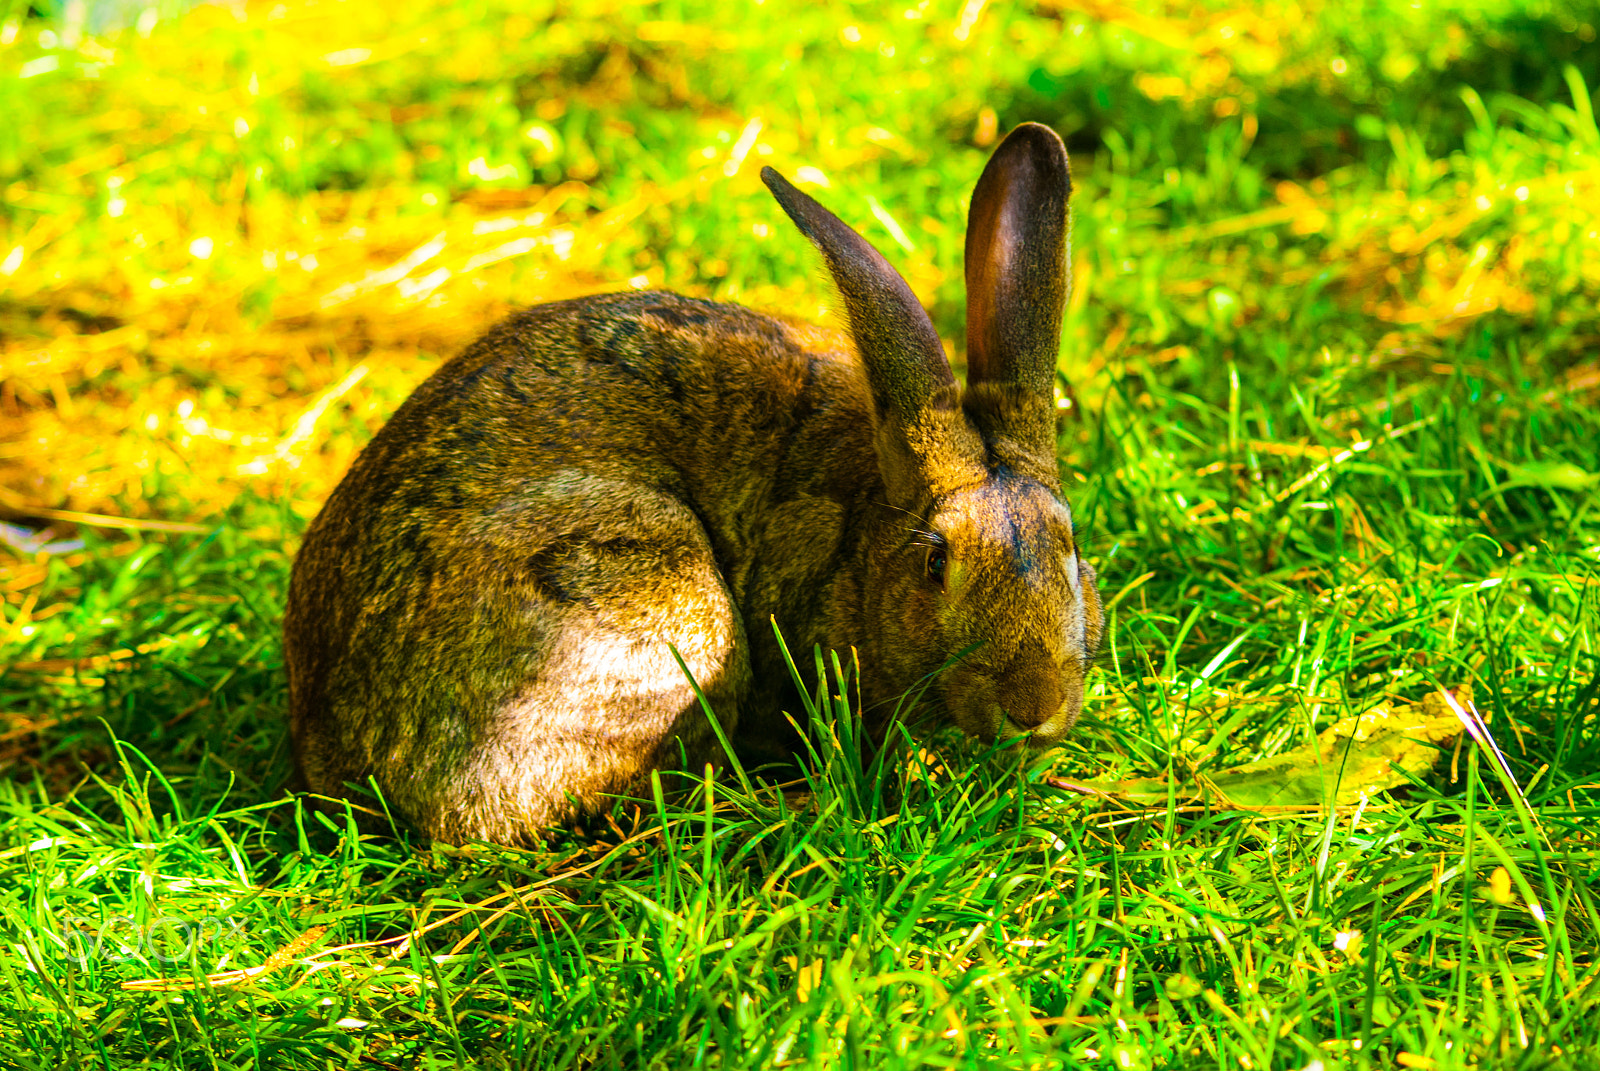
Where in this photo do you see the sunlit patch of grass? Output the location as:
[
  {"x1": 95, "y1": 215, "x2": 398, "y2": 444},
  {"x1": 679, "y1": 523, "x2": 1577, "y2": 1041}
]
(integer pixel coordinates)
[{"x1": 1, "y1": 0, "x2": 1599, "y2": 1067}]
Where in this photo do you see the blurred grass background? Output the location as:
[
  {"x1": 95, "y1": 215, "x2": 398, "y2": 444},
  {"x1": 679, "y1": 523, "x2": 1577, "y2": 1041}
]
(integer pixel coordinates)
[{"x1": 1, "y1": 0, "x2": 1599, "y2": 1068}]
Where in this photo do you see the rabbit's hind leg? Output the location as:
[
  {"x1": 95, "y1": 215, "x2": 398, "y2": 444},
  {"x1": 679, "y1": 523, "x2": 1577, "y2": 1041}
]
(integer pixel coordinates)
[{"x1": 425, "y1": 477, "x2": 752, "y2": 844}]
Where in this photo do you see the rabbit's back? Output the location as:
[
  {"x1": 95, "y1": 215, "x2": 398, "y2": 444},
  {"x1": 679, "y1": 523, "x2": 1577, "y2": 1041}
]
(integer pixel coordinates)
[
  {"x1": 339, "y1": 292, "x2": 856, "y2": 502},
  {"x1": 285, "y1": 292, "x2": 876, "y2": 842}
]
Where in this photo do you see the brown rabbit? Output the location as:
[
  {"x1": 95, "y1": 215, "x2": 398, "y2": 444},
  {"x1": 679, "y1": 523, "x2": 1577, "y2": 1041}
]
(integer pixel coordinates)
[{"x1": 284, "y1": 122, "x2": 1104, "y2": 844}]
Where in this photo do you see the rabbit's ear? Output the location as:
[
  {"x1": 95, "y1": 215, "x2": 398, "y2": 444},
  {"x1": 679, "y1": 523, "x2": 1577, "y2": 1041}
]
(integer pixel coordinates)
[
  {"x1": 762, "y1": 167, "x2": 955, "y2": 423},
  {"x1": 964, "y1": 123, "x2": 1071, "y2": 405}
]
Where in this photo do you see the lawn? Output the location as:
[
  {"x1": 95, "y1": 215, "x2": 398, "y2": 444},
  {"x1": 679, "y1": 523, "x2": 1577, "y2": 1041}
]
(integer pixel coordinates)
[{"x1": 1, "y1": 0, "x2": 1598, "y2": 1067}]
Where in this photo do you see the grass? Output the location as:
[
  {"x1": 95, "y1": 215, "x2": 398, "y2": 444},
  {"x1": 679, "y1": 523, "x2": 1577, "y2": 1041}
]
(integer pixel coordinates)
[{"x1": 1, "y1": 0, "x2": 1599, "y2": 1067}]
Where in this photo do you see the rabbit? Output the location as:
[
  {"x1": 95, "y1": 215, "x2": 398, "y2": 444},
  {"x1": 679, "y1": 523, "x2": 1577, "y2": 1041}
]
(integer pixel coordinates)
[{"x1": 284, "y1": 121, "x2": 1104, "y2": 845}]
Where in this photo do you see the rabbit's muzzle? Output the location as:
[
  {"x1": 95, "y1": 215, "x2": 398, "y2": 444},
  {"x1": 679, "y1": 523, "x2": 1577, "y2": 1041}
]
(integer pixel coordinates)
[
  {"x1": 994, "y1": 640, "x2": 1064, "y2": 736},
  {"x1": 945, "y1": 640, "x2": 1086, "y2": 749}
]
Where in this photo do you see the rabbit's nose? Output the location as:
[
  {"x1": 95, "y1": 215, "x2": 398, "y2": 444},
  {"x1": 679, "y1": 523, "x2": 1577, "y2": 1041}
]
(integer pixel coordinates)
[{"x1": 998, "y1": 645, "x2": 1061, "y2": 730}]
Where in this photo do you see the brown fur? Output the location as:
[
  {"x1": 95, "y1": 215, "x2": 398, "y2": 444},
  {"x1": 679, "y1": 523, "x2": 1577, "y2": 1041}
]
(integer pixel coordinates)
[{"x1": 284, "y1": 123, "x2": 1104, "y2": 844}]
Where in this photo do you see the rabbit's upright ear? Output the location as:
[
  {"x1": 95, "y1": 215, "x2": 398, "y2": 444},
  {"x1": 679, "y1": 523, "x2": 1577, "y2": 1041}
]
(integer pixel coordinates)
[
  {"x1": 761, "y1": 167, "x2": 955, "y2": 424},
  {"x1": 764, "y1": 166, "x2": 984, "y2": 499},
  {"x1": 963, "y1": 123, "x2": 1071, "y2": 457}
]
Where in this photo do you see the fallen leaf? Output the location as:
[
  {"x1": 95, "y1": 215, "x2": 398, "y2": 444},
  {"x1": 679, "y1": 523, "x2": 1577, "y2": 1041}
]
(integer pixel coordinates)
[{"x1": 1058, "y1": 686, "x2": 1467, "y2": 810}]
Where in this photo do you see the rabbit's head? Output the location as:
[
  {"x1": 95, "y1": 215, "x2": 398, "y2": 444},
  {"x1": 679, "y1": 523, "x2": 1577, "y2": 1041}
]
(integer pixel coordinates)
[{"x1": 762, "y1": 122, "x2": 1103, "y2": 746}]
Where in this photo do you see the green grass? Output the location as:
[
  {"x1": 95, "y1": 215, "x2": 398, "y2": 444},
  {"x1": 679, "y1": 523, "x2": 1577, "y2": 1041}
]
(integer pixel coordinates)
[{"x1": 2, "y1": 0, "x2": 1599, "y2": 1067}]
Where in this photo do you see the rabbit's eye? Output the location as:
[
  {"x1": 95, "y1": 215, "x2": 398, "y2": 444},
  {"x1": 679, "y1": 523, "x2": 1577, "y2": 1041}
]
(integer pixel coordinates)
[{"x1": 925, "y1": 546, "x2": 948, "y2": 586}]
